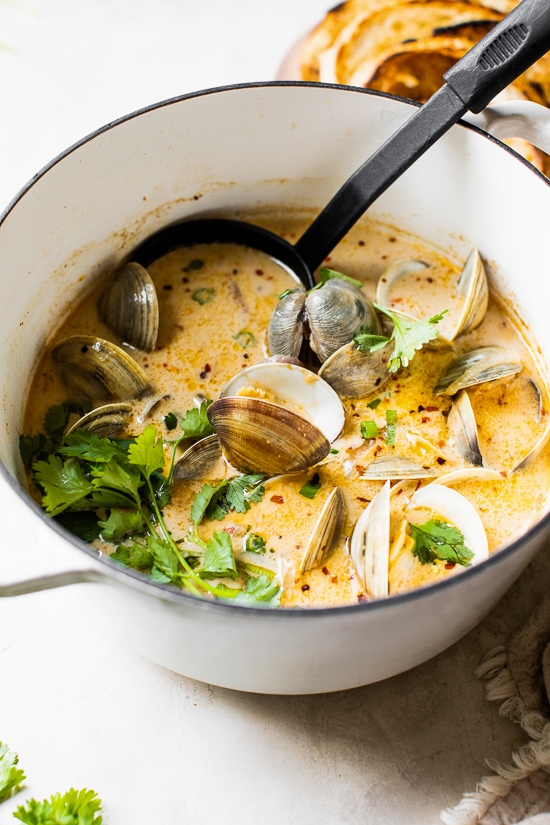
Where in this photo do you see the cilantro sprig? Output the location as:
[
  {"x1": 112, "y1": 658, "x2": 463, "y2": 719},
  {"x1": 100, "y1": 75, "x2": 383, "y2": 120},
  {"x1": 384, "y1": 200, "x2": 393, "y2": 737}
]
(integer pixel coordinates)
[
  {"x1": 409, "y1": 519, "x2": 474, "y2": 567},
  {"x1": 0, "y1": 742, "x2": 25, "y2": 803},
  {"x1": 355, "y1": 305, "x2": 448, "y2": 373},
  {"x1": 13, "y1": 788, "x2": 102, "y2": 825},
  {"x1": 28, "y1": 411, "x2": 278, "y2": 605}
]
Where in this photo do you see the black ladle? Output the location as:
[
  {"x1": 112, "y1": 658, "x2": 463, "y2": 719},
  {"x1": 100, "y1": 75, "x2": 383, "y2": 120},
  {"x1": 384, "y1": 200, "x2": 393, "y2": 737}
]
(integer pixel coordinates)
[{"x1": 134, "y1": 0, "x2": 550, "y2": 290}]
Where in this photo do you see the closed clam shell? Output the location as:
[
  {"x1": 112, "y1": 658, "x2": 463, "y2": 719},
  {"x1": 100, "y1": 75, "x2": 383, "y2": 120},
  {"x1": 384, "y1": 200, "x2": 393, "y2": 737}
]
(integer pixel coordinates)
[
  {"x1": 299, "y1": 487, "x2": 346, "y2": 573},
  {"x1": 52, "y1": 335, "x2": 152, "y2": 403},
  {"x1": 318, "y1": 339, "x2": 393, "y2": 398},
  {"x1": 306, "y1": 279, "x2": 381, "y2": 363},
  {"x1": 267, "y1": 288, "x2": 306, "y2": 358},
  {"x1": 435, "y1": 346, "x2": 522, "y2": 396},
  {"x1": 99, "y1": 261, "x2": 159, "y2": 352},
  {"x1": 207, "y1": 396, "x2": 330, "y2": 475}
]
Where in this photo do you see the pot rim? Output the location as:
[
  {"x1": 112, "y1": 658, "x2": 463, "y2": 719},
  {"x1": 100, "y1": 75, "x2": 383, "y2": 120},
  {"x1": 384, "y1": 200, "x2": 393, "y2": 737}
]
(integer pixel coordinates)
[{"x1": 2, "y1": 79, "x2": 550, "y2": 617}]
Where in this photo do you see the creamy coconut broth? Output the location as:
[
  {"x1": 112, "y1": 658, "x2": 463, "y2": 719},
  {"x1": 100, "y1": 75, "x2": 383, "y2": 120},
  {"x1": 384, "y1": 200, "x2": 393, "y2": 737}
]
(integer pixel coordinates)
[{"x1": 21, "y1": 214, "x2": 550, "y2": 608}]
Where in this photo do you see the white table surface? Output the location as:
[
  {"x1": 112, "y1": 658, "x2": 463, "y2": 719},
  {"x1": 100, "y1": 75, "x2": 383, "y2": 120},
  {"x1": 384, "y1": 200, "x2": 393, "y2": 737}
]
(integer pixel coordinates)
[{"x1": 1, "y1": 2, "x2": 549, "y2": 823}]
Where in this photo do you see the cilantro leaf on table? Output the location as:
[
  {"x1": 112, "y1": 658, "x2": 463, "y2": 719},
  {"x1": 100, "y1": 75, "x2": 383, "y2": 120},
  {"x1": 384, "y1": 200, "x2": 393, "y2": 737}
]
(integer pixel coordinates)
[
  {"x1": 13, "y1": 787, "x2": 103, "y2": 825},
  {"x1": 201, "y1": 531, "x2": 238, "y2": 580},
  {"x1": 0, "y1": 742, "x2": 25, "y2": 803},
  {"x1": 409, "y1": 519, "x2": 474, "y2": 567}
]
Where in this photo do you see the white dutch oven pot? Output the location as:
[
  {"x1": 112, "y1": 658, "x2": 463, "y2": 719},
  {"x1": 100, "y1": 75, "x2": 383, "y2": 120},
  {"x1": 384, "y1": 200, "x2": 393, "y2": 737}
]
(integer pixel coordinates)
[{"x1": 1, "y1": 84, "x2": 550, "y2": 695}]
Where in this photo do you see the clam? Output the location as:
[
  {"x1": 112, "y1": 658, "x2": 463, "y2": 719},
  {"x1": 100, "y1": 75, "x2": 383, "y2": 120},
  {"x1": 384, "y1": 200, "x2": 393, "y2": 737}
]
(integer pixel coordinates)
[
  {"x1": 318, "y1": 339, "x2": 393, "y2": 398},
  {"x1": 447, "y1": 389, "x2": 483, "y2": 467},
  {"x1": 307, "y1": 279, "x2": 381, "y2": 362},
  {"x1": 173, "y1": 434, "x2": 225, "y2": 481},
  {"x1": 435, "y1": 346, "x2": 522, "y2": 396},
  {"x1": 360, "y1": 456, "x2": 437, "y2": 480},
  {"x1": 52, "y1": 335, "x2": 152, "y2": 403},
  {"x1": 98, "y1": 262, "x2": 159, "y2": 352},
  {"x1": 267, "y1": 279, "x2": 380, "y2": 364},
  {"x1": 375, "y1": 259, "x2": 430, "y2": 306},
  {"x1": 266, "y1": 288, "x2": 306, "y2": 359},
  {"x1": 207, "y1": 363, "x2": 345, "y2": 476},
  {"x1": 407, "y1": 483, "x2": 489, "y2": 565},
  {"x1": 446, "y1": 248, "x2": 489, "y2": 340},
  {"x1": 299, "y1": 487, "x2": 346, "y2": 573},
  {"x1": 512, "y1": 423, "x2": 550, "y2": 473},
  {"x1": 64, "y1": 402, "x2": 133, "y2": 437},
  {"x1": 350, "y1": 480, "x2": 390, "y2": 599}
]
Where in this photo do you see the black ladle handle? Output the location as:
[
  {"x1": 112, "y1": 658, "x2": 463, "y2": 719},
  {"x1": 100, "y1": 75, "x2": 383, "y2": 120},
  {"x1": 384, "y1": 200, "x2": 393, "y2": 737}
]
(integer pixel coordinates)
[{"x1": 294, "y1": 0, "x2": 550, "y2": 273}]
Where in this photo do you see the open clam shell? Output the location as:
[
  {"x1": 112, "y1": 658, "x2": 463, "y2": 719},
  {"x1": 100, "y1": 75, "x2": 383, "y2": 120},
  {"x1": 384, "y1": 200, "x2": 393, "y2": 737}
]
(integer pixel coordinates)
[
  {"x1": 318, "y1": 339, "x2": 393, "y2": 398},
  {"x1": 447, "y1": 389, "x2": 483, "y2": 467},
  {"x1": 350, "y1": 479, "x2": 390, "y2": 599},
  {"x1": 360, "y1": 456, "x2": 437, "y2": 480},
  {"x1": 299, "y1": 487, "x2": 346, "y2": 573},
  {"x1": 446, "y1": 248, "x2": 488, "y2": 340},
  {"x1": 375, "y1": 259, "x2": 429, "y2": 306},
  {"x1": 407, "y1": 483, "x2": 489, "y2": 565},
  {"x1": 52, "y1": 335, "x2": 152, "y2": 403},
  {"x1": 219, "y1": 362, "x2": 344, "y2": 443},
  {"x1": 64, "y1": 402, "x2": 133, "y2": 437},
  {"x1": 435, "y1": 346, "x2": 522, "y2": 396},
  {"x1": 173, "y1": 434, "x2": 224, "y2": 481}
]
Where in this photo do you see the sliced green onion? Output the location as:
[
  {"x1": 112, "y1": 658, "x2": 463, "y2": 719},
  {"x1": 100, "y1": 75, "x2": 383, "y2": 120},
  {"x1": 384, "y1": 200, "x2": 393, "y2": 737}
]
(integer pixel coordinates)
[
  {"x1": 367, "y1": 397, "x2": 381, "y2": 410},
  {"x1": 385, "y1": 409, "x2": 397, "y2": 446},
  {"x1": 192, "y1": 287, "x2": 215, "y2": 305},
  {"x1": 234, "y1": 329, "x2": 256, "y2": 349},
  {"x1": 329, "y1": 447, "x2": 339, "y2": 455},
  {"x1": 245, "y1": 533, "x2": 266, "y2": 554},
  {"x1": 299, "y1": 473, "x2": 322, "y2": 499},
  {"x1": 360, "y1": 420, "x2": 378, "y2": 439}
]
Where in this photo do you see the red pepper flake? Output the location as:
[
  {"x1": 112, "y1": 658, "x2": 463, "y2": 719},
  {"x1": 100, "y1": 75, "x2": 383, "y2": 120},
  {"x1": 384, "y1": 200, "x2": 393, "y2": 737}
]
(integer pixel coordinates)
[
  {"x1": 270, "y1": 495, "x2": 284, "y2": 504},
  {"x1": 255, "y1": 269, "x2": 264, "y2": 276},
  {"x1": 356, "y1": 464, "x2": 365, "y2": 475},
  {"x1": 418, "y1": 404, "x2": 425, "y2": 412},
  {"x1": 301, "y1": 584, "x2": 310, "y2": 592},
  {"x1": 224, "y1": 526, "x2": 236, "y2": 535},
  {"x1": 445, "y1": 562, "x2": 456, "y2": 570},
  {"x1": 425, "y1": 406, "x2": 439, "y2": 412},
  {"x1": 358, "y1": 240, "x2": 365, "y2": 246},
  {"x1": 356, "y1": 496, "x2": 371, "y2": 503},
  {"x1": 322, "y1": 566, "x2": 330, "y2": 576},
  {"x1": 357, "y1": 593, "x2": 368, "y2": 602},
  {"x1": 331, "y1": 576, "x2": 338, "y2": 584},
  {"x1": 421, "y1": 416, "x2": 430, "y2": 423},
  {"x1": 389, "y1": 236, "x2": 397, "y2": 243},
  {"x1": 204, "y1": 364, "x2": 211, "y2": 373},
  {"x1": 163, "y1": 283, "x2": 173, "y2": 290},
  {"x1": 182, "y1": 276, "x2": 189, "y2": 283},
  {"x1": 436, "y1": 457, "x2": 446, "y2": 465}
]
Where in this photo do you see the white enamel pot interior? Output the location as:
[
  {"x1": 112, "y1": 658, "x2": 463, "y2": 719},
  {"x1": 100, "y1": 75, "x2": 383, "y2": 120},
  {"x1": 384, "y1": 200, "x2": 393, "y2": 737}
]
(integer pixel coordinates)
[{"x1": 1, "y1": 82, "x2": 550, "y2": 695}]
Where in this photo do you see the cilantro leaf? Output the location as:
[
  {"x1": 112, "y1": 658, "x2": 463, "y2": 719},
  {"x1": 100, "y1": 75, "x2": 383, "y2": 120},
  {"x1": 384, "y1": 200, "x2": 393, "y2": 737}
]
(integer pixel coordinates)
[
  {"x1": 98, "y1": 509, "x2": 143, "y2": 541},
  {"x1": 191, "y1": 481, "x2": 228, "y2": 526},
  {"x1": 59, "y1": 430, "x2": 128, "y2": 463},
  {"x1": 33, "y1": 456, "x2": 95, "y2": 517},
  {"x1": 224, "y1": 474, "x2": 265, "y2": 513},
  {"x1": 373, "y1": 305, "x2": 447, "y2": 373},
  {"x1": 44, "y1": 400, "x2": 90, "y2": 438},
  {"x1": 354, "y1": 330, "x2": 391, "y2": 353},
  {"x1": 127, "y1": 425, "x2": 165, "y2": 478},
  {"x1": 163, "y1": 412, "x2": 178, "y2": 431},
  {"x1": 409, "y1": 519, "x2": 474, "y2": 567},
  {"x1": 0, "y1": 742, "x2": 25, "y2": 803},
  {"x1": 55, "y1": 511, "x2": 102, "y2": 542},
  {"x1": 180, "y1": 401, "x2": 214, "y2": 439},
  {"x1": 13, "y1": 787, "x2": 103, "y2": 825},
  {"x1": 148, "y1": 534, "x2": 181, "y2": 582},
  {"x1": 317, "y1": 268, "x2": 363, "y2": 289},
  {"x1": 201, "y1": 531, "x2": 238, "y2": 579},
  {"x1": 91, "y1": 459, "x2": 142, "y2": 503},
  {"x1": 110, "y1": 542, "x2": 153, "y2": 570},
  {"x1": 234, "y1": 574, "x2": 281, "y2": 606}
]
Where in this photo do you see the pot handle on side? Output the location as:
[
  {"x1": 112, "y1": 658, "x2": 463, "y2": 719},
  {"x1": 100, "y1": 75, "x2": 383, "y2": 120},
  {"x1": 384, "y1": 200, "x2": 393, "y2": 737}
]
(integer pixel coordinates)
[
  {"x1": 0, "y1": 479, "x2": 107, "y2": 596},
  {"x1": 464, "y1": 100, "x2": 550, "y2": 155}
]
